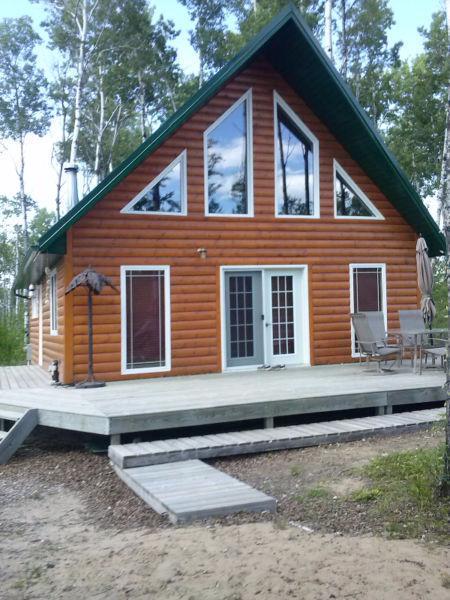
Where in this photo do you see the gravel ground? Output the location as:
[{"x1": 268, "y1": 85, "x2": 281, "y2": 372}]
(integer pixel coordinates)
[{"x1": 0, "y1": 423, "x2": 445, "y2": 535}]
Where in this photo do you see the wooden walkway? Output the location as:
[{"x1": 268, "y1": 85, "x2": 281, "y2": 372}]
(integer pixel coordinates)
[
  {"x1": 113, "y1": 459, "x2": 276, "y2": 524},
  {"x1": 109, "y1": 408, "x2": 444, "y2": 469},
  {"x1": 0, "y1": 365, "x2": 49, "y2": 389}
]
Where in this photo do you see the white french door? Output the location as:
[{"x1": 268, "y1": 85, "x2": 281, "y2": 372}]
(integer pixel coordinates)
[
  {"x1": 264, "y1": 270, "x2": 303, "y2": 366},
  {"x1": 223, "y1": 266, "x2": 309, "y2": 369}
]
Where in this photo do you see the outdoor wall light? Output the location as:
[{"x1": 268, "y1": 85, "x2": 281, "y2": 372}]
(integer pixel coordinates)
[
  {"x1": 28, "y1": 284, "x2": 35, "y2": 299},
  {"x1": 197, "y1": 247, "x2": 207, "y2": 259}
]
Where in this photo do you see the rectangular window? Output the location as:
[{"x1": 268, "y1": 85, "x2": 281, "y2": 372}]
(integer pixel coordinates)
[
  {"x1": 31, "y1": 287, "x2": 39, "y2": 319},
  {"x1": 349, "y1": 264, "x2": 386, "y2": 355},
  {"x1": 204, "y1": 90, "x2": 253, "y2": 216},
  {"x1": 121, "y1": 266, "x2": 171, "y2": 374},
  {"x1": 49, "y1": 270, "x2": 58, "y2": 335},
  {"x1": 274, "y1": 91, "x2": 319, "y2": 218}
]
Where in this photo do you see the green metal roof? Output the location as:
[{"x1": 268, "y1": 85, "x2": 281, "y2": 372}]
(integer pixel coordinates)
[{"x1": 30, "y1": 3, "x2": 446, "y2": 267}]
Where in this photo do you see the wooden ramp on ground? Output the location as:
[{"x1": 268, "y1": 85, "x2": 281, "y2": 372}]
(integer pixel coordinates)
[
  {"x1": 113, "y1": 459, "x2": 276, "y2": 524},
  {"x1": 109, "y1": 408, "x2": 444, "y2": 469}
]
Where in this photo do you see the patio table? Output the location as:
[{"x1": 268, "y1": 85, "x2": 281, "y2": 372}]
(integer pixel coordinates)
[{"x1": 387, "y1": 328, "x2": 448, "y2": 373}]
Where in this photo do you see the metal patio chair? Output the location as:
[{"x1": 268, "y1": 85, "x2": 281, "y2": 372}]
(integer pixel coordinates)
[
  {"x1": 361, "y1": 311, "x2": 401, "y2": 352},
  {"x1": 399, "y1": 309, "x2": 427, "y2": 367},
  {"x1": 351, "y1": 312, "x2": 402, "y2": 372}
]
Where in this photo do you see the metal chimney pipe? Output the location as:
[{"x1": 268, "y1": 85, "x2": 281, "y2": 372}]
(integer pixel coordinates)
[{"x1": 64, "y1": 163, "x2": 79, "y2": 210}]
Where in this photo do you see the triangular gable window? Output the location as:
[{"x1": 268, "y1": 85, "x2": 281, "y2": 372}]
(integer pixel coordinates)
[
  {"x1": 334, "y1": 161, "x2": 383, "y2": 219},
  {"x1": 121, "y1": 151, "x2": 187, "y2": 215}
]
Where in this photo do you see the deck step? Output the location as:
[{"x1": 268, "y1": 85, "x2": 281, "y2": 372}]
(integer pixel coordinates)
[
  {"x1": 109, "y1": 408, "x2": 444, "y2": 469},
  {"x1": 0, "y1": 408, "x2": 25, "y2": 422},
  {"x1": 0, "y1": 409, "x2": 39, "y2": 464},
  {"x1": 113, "y1": 459, "x2": 276, "y2": 524}
]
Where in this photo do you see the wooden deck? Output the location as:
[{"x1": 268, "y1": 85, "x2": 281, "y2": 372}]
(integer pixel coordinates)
[{"x1": 0, "y1": 364, "x2": 446, "y2": 437}]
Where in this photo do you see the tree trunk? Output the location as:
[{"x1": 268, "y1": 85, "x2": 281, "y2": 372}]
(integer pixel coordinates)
[
  {"x1": 324, "y1": 0, "x2": 333, "y2": 62},
  {"x1": 138, "y1": 71, "x2": 147, "y2": 143},
  {"x1": 69, "y1": 0, "x2": 88, "y2": 165},
  {"x1": 18, "y1": 134, "x2": 29, "y2": 252},
  {"x1": 442, "y1": 0, "x2": 450, "y2": 497},
  {"x1": 340, "y1": 0, "x2": 348, "y2": 78},
  {"x1": 94, "y1": 65, "x2": 105, "y2": 183}
]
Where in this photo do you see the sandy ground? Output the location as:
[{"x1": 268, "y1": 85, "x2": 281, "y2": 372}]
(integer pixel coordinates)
[{"x1": 0, "y1": 427, "x2": 449, "y2": 599}]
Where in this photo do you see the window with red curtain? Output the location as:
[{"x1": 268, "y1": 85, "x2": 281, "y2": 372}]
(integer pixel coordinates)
[{"x1": 125, "y1": 269, "x2": 165, "y2": 369}]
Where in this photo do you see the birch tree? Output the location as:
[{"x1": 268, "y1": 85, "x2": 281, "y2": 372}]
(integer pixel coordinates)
[
  {"x1": 324, "y1": 0, "x2": 333, "y2": 61},
  {"x1": 442, "y1": 0, "x2": 450, "y2": 497},
  {"x1": 0, "y1": 17, "x2": 49, "y2": 252}
]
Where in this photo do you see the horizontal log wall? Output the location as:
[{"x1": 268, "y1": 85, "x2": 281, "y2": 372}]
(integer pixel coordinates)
[
  {"x1": 69, "y1": 57, "x2": 418, "y2": 382},
  {"x1": 29, "y1": 259, "x2": 65, "y2": 377}
]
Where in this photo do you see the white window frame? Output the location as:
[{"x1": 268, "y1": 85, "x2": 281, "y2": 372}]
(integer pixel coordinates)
[
  {"x1": 273, "y1": 91, "x2": 320, "y2": 219},
  {"x1": 31, "y1": 287, "x2": 39, "y2": 319},
  {"x1": 49, "y1": 270, "x2": 58, "y2": 336},
  {"x1": 204, "y1": 89, "x2": 254, "y2": 218},
  {"x1": 349, "y1": 263, "x2": 387, "y2": 358},
  {"x1": 334, "y1": 160, "x2": 384, "y2": 220},
  {"x1": 120, "y1": 265, "x2": 171, "y2": 375},
  {"x1": 121, "y1": 151, "x2": 187, "y2": 216}
]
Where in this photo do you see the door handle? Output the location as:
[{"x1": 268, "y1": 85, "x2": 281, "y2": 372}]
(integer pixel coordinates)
[{"x1": 265, "y1": 322, "x2": 272, "y2": 327}]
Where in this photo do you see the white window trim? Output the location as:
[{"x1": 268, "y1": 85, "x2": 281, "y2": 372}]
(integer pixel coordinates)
[
  {"x1": 31, "y1": 287, "x2": 39, "y2": 319},
  {"x1": 120, "y1": 265, "x2": 171, "y2": 375},
  {"x1": 334, "y1": 160, "x2": 384, "y2": 220},
  {"x1": 349, "y1": 263, "x2": 387, "y2": 358},
  {"x1": 49, "y1": 270, "x2": 58, "y2": 336},
  {"x1": 204, "y1": 89, "x2": 254, "y2": 218},
  {"x1": 121, "y1": 151, "x2": 187, "y2": 216},
  {"x1": 273, "y1": 91, "x2": 320, "y2": 219}
]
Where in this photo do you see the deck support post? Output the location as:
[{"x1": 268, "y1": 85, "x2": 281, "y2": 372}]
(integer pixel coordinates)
[
  {"x1": 110, "y1": 434, "x2": 121, "y2": 445},
  {"x1": 376, "y1": 406, "x2": 386, "y2": 416},
  {"x1": 264, "y1": 417, "x2": 274, "y2": 429}
]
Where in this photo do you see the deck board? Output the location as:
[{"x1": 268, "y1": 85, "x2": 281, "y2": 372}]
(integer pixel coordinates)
[
  {"x1": 0, "y1": 364, "x2": 446, "y2": 435},
  {"x1": 109, "y1": 408, "x2": 444, "y2": 469},
  {"x1": 113, "y1": 459, "x2": 276, "y2": 523}
]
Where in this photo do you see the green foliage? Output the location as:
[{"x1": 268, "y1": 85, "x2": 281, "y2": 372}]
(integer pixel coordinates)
[
  {"x1": 0, "y1": 16, "x2": 50, "y2": 142},
  {"x1": 0, "y1": 311, "x2": 26, "y2": 366},
  {"x1": 386, "y1": 12, "x2": 449, "y2": 197},
  {"x1": 350, "y1": 487, "x2": 382, "y2": 502},
  {"x1": 433, "y1": 258, "x2": 448, "y2": 328},
  {"x1": 360, "y1": 445, "x2": 449, "y2": 539}
]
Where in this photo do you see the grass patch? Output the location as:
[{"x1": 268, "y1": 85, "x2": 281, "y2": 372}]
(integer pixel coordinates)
[
  {"x1": 350, "y1": 488, "x2": 383, "y2": 503},
  {"x1": 294, "y1": 486, "x2": 332, "y2": 504},
  {"x1": 290, "y1": 465, "x2": 301, "y2": 477},
  {"x1": 359, "y1": 445, "x2": 449, "y2": 540}
]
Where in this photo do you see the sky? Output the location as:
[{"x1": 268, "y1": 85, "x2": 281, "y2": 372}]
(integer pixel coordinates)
[{"x1": 0, "y1": 0, "x2": 445, "y2": 217}]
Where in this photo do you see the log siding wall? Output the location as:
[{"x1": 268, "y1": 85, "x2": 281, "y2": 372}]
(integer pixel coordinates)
[
  {"x1": 65, "y1": 57, "x2": 418, "y2": 382},
  {"x1": 29, "y1": 259, "x2": 66, "y2": 377}
]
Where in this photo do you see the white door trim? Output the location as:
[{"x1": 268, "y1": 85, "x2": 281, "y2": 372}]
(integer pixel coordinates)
[{"x1": 220, "y1": 264, "x2": 310, "y2": 372}]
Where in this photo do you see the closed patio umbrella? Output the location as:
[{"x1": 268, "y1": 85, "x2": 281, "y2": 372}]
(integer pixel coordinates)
[{"x1": 416, "y1": 236, "x2": 436, "y2": 327}]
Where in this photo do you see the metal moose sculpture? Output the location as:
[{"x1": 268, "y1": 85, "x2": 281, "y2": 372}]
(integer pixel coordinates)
[{"x1": 65, "y1": 267, "x2": 117, "y2": 388}]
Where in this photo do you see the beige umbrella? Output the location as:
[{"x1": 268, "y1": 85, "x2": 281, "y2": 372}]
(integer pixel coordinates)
[{"x1": 416, "y1": 236, "x2": 436, "y2": 327}]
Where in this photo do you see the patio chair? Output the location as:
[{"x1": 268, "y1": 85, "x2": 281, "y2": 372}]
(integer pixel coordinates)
[
  {"x1": 361, "y1": 311, "x2": 401, "y2": 351},
  {"x1": 350, "y1": 313, "x2": 402, "y2": 373},
  {"x1": 399, "y1": 309, "x2": 426, "y2": 367},
  {"x1": 419, "y1": 335, "x2": 448, "y2": 375}
]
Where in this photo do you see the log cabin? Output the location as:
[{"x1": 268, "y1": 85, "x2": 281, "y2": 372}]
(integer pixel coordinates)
[{"x1": 17, "y1": 5, "x2": 445, "y2": 385}]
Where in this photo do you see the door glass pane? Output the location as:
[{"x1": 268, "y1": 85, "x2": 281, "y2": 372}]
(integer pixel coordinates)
[
  {"x1": 229, "y1": 275, "x2": 255, "y2": 358},
  {"x1": 271, "y1": 275, "x2": 295, "y2": 356},
  {"x1": 126, "y1": 270, "x2": 165, "y2": 369}
]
